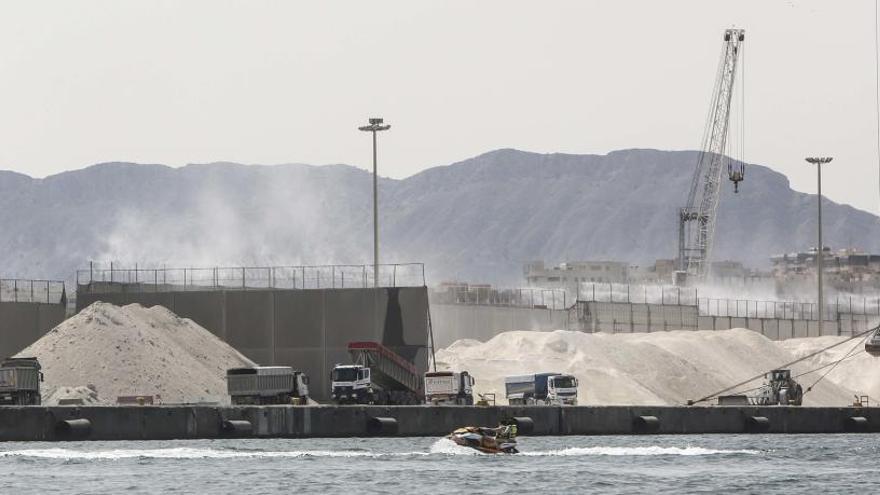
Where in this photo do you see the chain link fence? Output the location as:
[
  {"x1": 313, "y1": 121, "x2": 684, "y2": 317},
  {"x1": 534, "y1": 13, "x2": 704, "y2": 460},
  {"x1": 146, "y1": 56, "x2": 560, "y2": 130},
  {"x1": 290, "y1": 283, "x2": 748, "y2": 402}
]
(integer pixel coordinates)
[
  {"x1": 77, "y1": 263, "x2": 426, "y2": 292},
  {"x1": 0, "y1": 279, "x2": 66, "y2": 304},
  {"x1": 578, "y1": 282, "x2": 880, "y2": 320}
]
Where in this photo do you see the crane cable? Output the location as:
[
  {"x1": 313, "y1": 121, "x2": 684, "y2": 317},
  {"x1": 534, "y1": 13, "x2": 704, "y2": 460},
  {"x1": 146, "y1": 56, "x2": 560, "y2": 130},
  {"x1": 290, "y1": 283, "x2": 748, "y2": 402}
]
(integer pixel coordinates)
[
  {"x1": 802, "y1": 331, "x2": 871, "y2": 394},
  {"x1": 719, "y1": 350, "x2": 865, "y2": 399},
  {"x1": 689, "y1": 322, "x2": 879, "y2": 405}
]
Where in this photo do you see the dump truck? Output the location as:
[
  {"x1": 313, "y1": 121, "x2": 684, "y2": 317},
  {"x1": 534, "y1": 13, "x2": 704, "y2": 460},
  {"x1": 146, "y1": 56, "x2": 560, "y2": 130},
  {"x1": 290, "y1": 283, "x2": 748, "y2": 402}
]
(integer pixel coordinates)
[
  {"x1": 226, "y1": 366, "x2": 310, "y2": 405},
  {"x1": 751, "y1": 369, "x2": 803, "y2": 406},
  {"x1": 0, "y1": 357, "x2": 43, "y2": 405},
  {"x1": 424, "y1": 371, "x2": 475, "y2": 405},
  {"x1": 331, "y1": 341, "x2": 422, "y2": 405},
  {"x1": 505, "y1": 372, "x2": 578, "y2": 405}
]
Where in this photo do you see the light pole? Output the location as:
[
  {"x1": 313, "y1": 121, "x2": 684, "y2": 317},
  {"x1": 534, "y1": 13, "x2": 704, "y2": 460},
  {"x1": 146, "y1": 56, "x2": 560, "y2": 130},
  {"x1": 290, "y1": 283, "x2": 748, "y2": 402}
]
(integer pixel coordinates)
[
  {"x1": 805, "y1": 156, "x2": 832, "y2": 335},
  {"x1": 359, "y1": 117, "x2": 391, "y2": 288}
]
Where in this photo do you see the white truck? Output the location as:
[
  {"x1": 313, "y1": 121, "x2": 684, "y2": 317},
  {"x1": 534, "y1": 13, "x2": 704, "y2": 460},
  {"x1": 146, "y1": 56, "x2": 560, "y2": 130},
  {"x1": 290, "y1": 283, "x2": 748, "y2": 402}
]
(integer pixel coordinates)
[
  {"x1": 226, "y1": 366, "x2": 310, "y2": 405},
  {"x1": 505, "y1": 372, "x2": 578, "y2": 406},
  {"x1": 330, "y1": 342, "x2": 422, "y2": 405},
  {"x1": 424, "y1": 371, "x2": 475, "y2": 405}
]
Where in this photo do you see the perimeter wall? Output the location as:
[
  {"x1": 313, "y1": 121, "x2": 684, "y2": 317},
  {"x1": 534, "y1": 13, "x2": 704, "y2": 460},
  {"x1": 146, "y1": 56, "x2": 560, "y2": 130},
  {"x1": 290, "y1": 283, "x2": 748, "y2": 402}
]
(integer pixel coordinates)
[
  {"x1": 76, "y1": 285, "x2": 429, "y2": 401},
  {"x1": 0, "y1": 279, "x2": 67, "y2": 359},
  {"x1": 0, "y1": 302, "x2": 68, "y2": 359}
]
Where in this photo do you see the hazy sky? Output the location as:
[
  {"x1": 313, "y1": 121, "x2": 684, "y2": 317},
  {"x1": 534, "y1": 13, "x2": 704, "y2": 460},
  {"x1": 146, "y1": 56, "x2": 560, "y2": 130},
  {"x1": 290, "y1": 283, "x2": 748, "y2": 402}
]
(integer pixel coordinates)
[{"x1": 1, "y1": 1, "x2": 879, "y2": 214}]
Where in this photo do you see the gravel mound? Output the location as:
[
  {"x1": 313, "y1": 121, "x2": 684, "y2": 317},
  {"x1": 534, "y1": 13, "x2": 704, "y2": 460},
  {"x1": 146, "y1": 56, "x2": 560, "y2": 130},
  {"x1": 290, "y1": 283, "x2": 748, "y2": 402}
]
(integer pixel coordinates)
[
  {"x1": 44, "y1": 385, "x2": 104, "y2": 406},
  {"x1": 436, "y1": 328, "x2": 861, "y2": 406},
  {"x1": 17, "y1": 302, "x2": 255, "y2": 404}
]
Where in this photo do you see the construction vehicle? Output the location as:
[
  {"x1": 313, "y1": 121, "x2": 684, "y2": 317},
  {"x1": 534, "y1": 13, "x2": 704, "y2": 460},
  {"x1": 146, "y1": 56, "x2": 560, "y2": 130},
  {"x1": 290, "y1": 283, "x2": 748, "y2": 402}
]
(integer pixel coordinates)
[
  {"x1": 751, "y1": 369, "x2": 803, "y2": 406},
  {"x1": 505, "y1": 372, "x2": 578, "y2": 405},
  {"x1": 865, "y1": 328, "x2": 880, "y2": 356},
  {"x1": 424, "y1": 371, "x2": 475, "y2": 405},
  {"x1": 0, "y1": 357, "x2": 43, "y2": 405},
  {"x1": 226, "y1": 366, "x2": 310, "y2": 405},
  {"x1": 330, "y1": 341, "x2": 422, "y2": 405},
  {"x1": 677, "y1": 28, "x2": 746, "y2": 284}
]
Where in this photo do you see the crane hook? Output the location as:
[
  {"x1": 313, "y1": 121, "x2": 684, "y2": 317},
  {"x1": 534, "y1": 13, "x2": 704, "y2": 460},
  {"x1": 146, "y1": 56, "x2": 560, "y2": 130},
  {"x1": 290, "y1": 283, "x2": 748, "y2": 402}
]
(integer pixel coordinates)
[{"x1": 728, "y1": 162, "x2": 744, "y2": 193}]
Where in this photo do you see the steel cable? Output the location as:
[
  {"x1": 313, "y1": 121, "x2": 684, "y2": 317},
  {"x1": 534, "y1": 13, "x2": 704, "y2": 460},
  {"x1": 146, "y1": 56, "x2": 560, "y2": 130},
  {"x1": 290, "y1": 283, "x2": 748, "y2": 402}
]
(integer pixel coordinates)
[{"x1": 689, "y1": 323, "x2": 879, "y2": 404}]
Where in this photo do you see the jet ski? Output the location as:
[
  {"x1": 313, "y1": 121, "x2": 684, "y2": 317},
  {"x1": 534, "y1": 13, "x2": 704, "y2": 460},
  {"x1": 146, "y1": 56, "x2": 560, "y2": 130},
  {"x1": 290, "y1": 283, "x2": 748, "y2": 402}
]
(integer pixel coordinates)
[{"x1": 447, "y1": 425, "x2": 518, "y2": 454}]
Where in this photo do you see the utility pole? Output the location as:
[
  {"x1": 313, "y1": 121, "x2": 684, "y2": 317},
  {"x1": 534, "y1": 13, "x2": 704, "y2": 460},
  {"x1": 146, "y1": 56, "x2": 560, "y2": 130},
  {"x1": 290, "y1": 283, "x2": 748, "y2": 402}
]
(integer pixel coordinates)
[
  {"x1": 358, "y1": 118, "x2": 391, "y2": 287},
  {"x1": 805, "y1": 156, "x2": 832, "y2": 336}
]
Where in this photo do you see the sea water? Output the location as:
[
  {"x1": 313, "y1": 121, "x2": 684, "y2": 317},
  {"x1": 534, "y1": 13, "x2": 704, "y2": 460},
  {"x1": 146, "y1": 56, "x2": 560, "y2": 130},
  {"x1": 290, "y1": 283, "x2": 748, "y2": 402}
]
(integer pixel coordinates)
[{"x1": 0, "y1": 434, "x2": 877, "y2": 494}]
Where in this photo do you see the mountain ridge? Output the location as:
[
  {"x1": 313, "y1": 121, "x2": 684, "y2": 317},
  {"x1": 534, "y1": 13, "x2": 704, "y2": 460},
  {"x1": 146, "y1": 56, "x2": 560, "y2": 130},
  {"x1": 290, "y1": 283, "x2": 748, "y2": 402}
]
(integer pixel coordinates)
[{"x1": 0, "y1": 148, "x2": 876, "y2": 285}]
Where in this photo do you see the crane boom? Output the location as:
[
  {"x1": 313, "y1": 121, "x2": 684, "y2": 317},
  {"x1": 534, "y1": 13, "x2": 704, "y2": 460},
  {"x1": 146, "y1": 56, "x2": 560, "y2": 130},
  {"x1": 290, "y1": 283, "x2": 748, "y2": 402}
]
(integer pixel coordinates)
[{"x1": 677, "y1": 28, "x2": 745, "y2": 281}]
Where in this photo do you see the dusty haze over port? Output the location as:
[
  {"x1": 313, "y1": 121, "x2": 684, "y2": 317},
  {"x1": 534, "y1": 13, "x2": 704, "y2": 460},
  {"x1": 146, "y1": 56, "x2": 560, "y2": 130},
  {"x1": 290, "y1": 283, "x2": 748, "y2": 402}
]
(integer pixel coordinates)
[{"x1": 0, "y1": 0, "x2": 878, "y2": 215}]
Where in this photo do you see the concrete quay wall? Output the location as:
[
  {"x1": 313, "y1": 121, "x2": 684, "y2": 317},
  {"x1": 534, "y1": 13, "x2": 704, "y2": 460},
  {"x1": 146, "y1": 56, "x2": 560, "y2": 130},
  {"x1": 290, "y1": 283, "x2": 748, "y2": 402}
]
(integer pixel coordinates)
[{"x1": 1, "y1": 405, "x2": 878, "y2": 442}]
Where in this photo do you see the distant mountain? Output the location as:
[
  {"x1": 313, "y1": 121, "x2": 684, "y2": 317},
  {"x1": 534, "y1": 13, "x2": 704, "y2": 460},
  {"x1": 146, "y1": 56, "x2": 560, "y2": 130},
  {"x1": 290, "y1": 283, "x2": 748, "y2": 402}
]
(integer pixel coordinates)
[{"x1": 0, "y1": 148, "x2": 877, "y2": 285}]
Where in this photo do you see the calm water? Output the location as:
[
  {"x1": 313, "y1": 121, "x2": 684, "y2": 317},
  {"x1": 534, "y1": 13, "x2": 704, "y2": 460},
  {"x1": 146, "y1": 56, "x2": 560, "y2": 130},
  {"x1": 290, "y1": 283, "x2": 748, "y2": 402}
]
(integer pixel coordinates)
[{"x1": 1, "y1": 434, "x2": 878, "y2": 494}]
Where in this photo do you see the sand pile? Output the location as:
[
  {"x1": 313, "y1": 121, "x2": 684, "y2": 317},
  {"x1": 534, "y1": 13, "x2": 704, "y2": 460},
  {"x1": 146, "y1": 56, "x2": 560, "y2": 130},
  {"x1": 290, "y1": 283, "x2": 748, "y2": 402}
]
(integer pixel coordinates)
[
  {"x1": 436, "y1": 328, "x2": 862, "y2": 406},
  {"x1": 17, "y1": 302, "x2": 255, "y2": 404},
  {"x1": 779, "y1": 336, "x2": 880, "y2": 402},
  {"x1": 44, "y1": 385, "x2": 104, "y2": 406}
]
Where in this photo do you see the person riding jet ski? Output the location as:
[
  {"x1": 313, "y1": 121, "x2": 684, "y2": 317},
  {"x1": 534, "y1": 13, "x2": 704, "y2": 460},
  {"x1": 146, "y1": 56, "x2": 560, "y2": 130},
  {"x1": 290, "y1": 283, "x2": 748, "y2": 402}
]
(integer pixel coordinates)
[{"x1": 447, "y1": 421, "x2": 519, "y2": 454}]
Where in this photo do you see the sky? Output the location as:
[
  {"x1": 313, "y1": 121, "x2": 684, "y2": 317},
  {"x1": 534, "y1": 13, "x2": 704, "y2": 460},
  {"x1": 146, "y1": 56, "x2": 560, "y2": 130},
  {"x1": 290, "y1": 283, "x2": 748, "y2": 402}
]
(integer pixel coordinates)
[{"x1": 1, "y1": 0, "x2": 879, "y2": 214}]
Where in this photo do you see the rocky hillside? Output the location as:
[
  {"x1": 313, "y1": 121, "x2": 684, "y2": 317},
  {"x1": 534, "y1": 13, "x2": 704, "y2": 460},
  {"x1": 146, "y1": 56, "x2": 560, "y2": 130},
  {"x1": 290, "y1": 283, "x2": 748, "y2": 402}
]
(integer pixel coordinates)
[{"x1": 0, "y1": 148, "x2": 876, "y2": 285}]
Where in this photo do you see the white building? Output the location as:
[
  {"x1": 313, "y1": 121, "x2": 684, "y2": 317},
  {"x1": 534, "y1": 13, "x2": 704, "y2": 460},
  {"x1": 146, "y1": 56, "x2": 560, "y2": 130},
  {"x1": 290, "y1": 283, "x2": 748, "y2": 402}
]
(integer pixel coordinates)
[{"x1": 524, "y1": 260, "x2": 629, "y2": 292}]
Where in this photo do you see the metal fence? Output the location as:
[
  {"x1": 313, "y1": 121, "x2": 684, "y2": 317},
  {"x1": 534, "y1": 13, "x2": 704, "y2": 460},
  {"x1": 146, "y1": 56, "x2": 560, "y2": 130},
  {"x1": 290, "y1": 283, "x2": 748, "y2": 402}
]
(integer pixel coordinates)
[
  {"x1": 699, "y1": 297, "x2": 880, "y2": 320},
  {"x1": 578, "y1": 282, "x2": 880, "y2": 320},
  {"x1": 0, "y1": 279, "x2": 66, "y2": 304},
  {"x1": 578, "y1": 283, "x2": 699, "y2": 306},
  {"x1": 76, "y1": 263, "x2": 426, "y2": 292}
]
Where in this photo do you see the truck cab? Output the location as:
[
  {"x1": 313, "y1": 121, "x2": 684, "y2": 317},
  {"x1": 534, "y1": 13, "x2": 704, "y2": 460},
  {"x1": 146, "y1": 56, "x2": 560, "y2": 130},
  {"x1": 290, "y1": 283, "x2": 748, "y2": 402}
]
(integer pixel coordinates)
[
  {"x1": 505, "y1": 372, "x2": 579, "y2": 406},
  {"x1": 331, "y1": 364, "x2": 373, "y2": 404},
  {"x1": 546, "y1": 374, "x2": 578, "y2": 405}
]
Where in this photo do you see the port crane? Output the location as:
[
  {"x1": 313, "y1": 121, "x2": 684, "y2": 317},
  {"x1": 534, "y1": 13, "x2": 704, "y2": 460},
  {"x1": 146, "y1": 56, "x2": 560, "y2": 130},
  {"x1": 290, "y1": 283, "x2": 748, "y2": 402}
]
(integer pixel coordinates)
[{"x1": 677, "y1": 28, "x2": 746, "y2": 283}]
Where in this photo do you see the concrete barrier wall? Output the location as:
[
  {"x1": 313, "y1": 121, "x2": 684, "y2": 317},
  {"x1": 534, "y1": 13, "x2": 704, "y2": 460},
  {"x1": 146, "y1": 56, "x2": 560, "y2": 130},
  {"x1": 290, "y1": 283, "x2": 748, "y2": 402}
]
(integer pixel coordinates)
[
  {"x1": 76, "y1": 286, "x2": 429, "y2": 401},
  {"x1": 430, "y1": 303, "x2": 569, "y2": 348},
  {"x1": 0, "y1": 302, "x2": 67, "y2": 358},
  {"x1": 2, "y1": 405, "x2": 879, "y2": 441}
]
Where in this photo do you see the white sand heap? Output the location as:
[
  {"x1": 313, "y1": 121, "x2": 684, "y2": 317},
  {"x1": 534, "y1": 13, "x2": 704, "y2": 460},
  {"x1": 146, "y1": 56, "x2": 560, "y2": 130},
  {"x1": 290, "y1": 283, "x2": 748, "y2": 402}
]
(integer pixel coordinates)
[
  {"x1": 17, "y1": 302, "x2": 255, "y2": 405},
  {"x1": 779, "y1": 336, "x2": 880, "y2": 402},
  {"x1": 436, "y1": 328, "x2": 876, "y2": 406},
  {"x1": 44, "y1": 385, "x2": 104, "y2": 406}
]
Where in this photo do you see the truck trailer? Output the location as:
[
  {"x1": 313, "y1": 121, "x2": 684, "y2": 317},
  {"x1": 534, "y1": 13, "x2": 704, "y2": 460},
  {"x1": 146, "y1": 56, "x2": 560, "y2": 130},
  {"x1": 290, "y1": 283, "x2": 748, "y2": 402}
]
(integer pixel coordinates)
[
  {"x1": 424, "y1": 371, "x2": 475, "y2": 405},
  {"x1": 505, "y1": 372, "x2": 578, "y2": 405},
  {"x1": 0, "y1": 357, "x2": 42, "y2": 405},
  {"x1": 331, "y1": 341, "x2": 422, "y2": 405},
  {"x1": 226, "y1": 366, "x2": 310, "y2": 405}
]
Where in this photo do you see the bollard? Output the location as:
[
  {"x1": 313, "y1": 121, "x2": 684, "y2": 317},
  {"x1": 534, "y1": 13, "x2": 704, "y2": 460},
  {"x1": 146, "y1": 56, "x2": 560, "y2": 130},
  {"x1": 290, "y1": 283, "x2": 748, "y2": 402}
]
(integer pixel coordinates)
[
  {"x1": 366, "y1": 417, "x2": 398, "y2": 436},
  {"x1": 845, "y1": 416, "x2": 869, "y2": 433},
  {"x1": 632, "y1": 415, "x2": 660, "y2": 434},
  {"x1": 55, "y1": 418, "x2": 92, "y2": 439},
  {"x1": 221, "y1": 420, "x2": 253, "y2": 437},
  {"x1": 745, "y1": 416, "x2": 770, "y2": 433}
]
